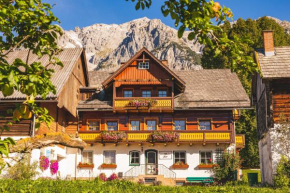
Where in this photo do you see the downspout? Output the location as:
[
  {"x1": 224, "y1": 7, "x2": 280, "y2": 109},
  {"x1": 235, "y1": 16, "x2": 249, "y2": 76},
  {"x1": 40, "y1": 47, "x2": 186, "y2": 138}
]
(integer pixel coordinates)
[{"x1": 32, "y1": 114, "x2": 36, "y2": 137}]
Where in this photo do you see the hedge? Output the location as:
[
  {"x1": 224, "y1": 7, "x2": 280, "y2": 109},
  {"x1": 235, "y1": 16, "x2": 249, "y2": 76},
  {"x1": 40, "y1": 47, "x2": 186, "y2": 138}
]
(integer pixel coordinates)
[{"x1": 0, "y1": 179, "x2": 289, "y2": 193}]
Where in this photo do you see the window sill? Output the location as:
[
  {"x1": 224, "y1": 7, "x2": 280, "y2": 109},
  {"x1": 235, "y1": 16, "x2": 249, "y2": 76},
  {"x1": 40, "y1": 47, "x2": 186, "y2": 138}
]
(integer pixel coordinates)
[
  {"x1": 129, "y1": 164, "x2": 140, "y2": 166},
  {"x1": 197, "y1": 164, "x2": 215, "y2": 169}
]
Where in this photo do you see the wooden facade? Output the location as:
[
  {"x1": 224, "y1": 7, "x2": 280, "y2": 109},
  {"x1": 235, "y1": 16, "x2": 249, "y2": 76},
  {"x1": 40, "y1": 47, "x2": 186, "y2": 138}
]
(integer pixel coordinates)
[
  {"x1": 0, "y1": 49, "x2": 89, "y2": 137},
  {"x1": 78, "y1": 48, "x2": 246, "y2": 147}
]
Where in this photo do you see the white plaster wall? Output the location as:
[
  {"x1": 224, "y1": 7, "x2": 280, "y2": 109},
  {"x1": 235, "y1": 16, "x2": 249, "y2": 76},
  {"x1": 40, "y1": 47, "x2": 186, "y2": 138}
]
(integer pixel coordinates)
[{"x1": 74, "y1": 143, "x2": 228, "y2": 179}]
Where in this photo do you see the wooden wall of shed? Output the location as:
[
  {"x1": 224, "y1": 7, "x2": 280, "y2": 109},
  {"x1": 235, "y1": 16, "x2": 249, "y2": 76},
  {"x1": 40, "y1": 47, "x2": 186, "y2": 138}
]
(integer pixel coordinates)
[
  {"x1": 79, "y1": 110, "x2": 233, "y2": 131},
  {"x1": 57, "y1": 55, "x2": 87, "y2": 117},
  {"x1": 271, "y1": 79, "x2": 290, "y2": 122},
  {"x1": 37, "y1": 103, "x2": 78, "y2": 135},
  {"x1": 0, "y1": 103, "x2": 32, "y2": 136}
]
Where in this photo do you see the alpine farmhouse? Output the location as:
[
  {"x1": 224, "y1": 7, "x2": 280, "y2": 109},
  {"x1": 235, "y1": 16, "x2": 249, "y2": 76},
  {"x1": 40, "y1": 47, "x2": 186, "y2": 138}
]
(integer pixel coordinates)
[
  {"x1": 1, "y1": 48, "x2": 249, "y2": 185},
  {"x1": 252, "y1": 31, "x2": 290, "y2": 185}
]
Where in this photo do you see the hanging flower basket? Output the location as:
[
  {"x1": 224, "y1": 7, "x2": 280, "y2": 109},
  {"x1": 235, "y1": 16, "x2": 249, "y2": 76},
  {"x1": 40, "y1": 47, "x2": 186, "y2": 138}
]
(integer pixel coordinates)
[
  {"x1": 172, "y1": 161, "x2": 189, "y2": 169},
  {"x1": 78, "y1": 162, "x2": 94, "y2": 168},
  {"x1": 39, "y1": 156, "x2": 49, "y2": 171},
  {"x1": 101, "y1": 163, "x2": 117, "y2": 169},
  {"x1": 100, "y1": 131, "x2": 127, "y2": 141},
  {"x1": 152, "y1": 131, "x2": 179, "y2": 142},
  {"x1": 128, "y1": 98, "x2": 157, "y2": 108}
]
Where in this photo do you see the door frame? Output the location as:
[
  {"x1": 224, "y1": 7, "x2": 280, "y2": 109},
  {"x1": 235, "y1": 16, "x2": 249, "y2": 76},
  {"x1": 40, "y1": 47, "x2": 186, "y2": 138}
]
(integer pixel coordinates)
[{"x1": 145, "y1": 149, "x2": 158, "y2": 175}]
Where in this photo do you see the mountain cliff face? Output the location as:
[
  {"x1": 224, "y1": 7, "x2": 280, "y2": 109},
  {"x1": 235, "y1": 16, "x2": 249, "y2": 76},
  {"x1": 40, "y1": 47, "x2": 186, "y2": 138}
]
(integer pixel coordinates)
[{"x1": 58, "y1": 18, "x2": 203, "y2": 71}]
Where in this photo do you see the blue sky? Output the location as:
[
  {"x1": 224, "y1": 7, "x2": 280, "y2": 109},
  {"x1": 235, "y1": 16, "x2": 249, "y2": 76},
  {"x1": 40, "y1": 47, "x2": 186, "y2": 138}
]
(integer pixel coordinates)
[{"x1": 48, "y1": 0, "x2": 290, "y2": 30}]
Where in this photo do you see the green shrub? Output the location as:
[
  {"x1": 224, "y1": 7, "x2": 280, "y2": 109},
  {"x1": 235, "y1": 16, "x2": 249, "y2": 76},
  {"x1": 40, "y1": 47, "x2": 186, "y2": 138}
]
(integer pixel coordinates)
[
  {"x1": 274, "y1": 156, "x2": 290, "y2": 188},
  {"x1": 2, "y1": 154, "x2": 39, "y2": 180},
  {"x1": 213, "y1": 152, "x2": 241, "y2": 183}
]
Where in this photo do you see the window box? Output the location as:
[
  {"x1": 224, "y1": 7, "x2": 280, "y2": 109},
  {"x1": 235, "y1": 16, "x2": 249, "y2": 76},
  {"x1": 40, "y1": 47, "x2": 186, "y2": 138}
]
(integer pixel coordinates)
[
  {"x1": 78, "y1": 163, "x2": 94, "y2": 168},
  {"x1": 172, "y1": 163, "x2": 189, "y2": 169},
  {"x1": 197, "y1": 164, "x2": 215, "y2": 169},
  {"x1": 101, "y1": 163, "x2": 117, "y2": 169}
]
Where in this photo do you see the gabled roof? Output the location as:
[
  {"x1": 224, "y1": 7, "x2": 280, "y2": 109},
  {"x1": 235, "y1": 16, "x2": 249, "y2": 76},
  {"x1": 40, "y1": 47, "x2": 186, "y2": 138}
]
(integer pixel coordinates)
[
  {"x1": 101, "y1": 47, "x2": 186, "y2": 88},
  {"x1": 255, "y1": 47, "x2": 290, "y2": 79},
  {"x1": 174, "y1": 70, "x2": 250, "y2": 109},
  {"x1": 0, "y1": 48, "x2": 89, "y2": 100},
  {"x1": 78, "y1": 69, "x2": 250, "y2": 110}
]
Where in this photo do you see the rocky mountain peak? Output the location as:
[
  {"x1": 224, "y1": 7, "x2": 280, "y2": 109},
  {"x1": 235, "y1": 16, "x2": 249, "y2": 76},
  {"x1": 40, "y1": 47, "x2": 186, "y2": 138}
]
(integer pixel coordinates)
[{"x1": 58, "y1": 18, "x2": 203, "y2": 71}]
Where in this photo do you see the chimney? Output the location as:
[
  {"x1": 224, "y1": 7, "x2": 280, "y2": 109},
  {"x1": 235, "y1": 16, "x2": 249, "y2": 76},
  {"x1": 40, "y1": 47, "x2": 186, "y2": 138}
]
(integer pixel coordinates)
[
  {"x1": 263, "y1": 30, "x2": 275, "y2": 56},
  {"x1": 161, "y1": 60, "x2": 168, "y2": 66}
]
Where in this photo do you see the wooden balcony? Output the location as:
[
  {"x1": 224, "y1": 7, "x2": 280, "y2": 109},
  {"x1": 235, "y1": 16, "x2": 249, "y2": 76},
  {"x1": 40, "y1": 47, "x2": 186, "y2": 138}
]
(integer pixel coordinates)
[
  {"x1": 236, "y1": 134, "x2": 245, "y2": 148},
  {"x1": 113, "y1": 97, "x2": 173, "y2": 112},
  {"x1": 78, "y1": 130, "x2": 234, "y2": 144}
]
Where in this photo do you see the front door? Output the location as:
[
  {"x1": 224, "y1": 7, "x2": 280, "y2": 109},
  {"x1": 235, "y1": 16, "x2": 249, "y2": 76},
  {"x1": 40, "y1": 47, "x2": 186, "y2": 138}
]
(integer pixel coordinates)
[{"x1": 145, "y1": 150, "x2": 157, "y2": 175}]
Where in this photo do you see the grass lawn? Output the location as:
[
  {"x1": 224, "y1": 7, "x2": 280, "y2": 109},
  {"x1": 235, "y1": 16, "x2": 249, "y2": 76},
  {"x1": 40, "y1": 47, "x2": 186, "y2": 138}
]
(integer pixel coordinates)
[
  {"x1": 242, "y1": 169, "x2": 261, "y2": 183},
  {"x1": 0, "y1": 179, "x2": 290, "y2": 193}
]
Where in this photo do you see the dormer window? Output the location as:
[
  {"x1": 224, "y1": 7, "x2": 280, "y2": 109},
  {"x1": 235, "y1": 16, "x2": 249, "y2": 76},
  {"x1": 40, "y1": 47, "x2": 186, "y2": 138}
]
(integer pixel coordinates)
[{"x1": 138, "y1": 62, "x2": 149, "y2": 69}]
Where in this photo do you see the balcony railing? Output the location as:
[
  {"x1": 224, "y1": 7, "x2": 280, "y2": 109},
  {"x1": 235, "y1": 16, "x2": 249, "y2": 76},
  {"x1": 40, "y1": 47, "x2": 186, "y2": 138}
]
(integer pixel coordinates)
[
  {"x1": 114, "y1": 97, "x2": 173, "y2": 110},
  {"x1": 236, "y1": 134, "x2": 245, "y2": 148},
  {"x1": 79, "y1": 130, "x2": 234, "y2": 144}
]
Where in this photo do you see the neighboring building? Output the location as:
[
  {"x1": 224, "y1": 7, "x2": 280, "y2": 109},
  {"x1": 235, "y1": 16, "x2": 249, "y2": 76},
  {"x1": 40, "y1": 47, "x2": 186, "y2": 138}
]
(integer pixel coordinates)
[
  {"x1": 0, "y1": 48, "x2": 89, "y2": 178},
  {"x1": 76, "y1": 48, "x2": 249, "y2": 184},
  {"x1": 252, "y1": 31, "x2": 290, "y2": 185}
]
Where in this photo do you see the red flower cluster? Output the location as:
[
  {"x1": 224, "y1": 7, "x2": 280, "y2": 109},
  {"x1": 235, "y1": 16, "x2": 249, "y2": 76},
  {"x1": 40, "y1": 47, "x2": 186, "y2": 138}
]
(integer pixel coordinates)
[
  {"x1": 101, "y1": 131, "x2": 126, "y2": 141},
  {"x1": 152, "y1": 131, "x2": 179, "y2": 142}
]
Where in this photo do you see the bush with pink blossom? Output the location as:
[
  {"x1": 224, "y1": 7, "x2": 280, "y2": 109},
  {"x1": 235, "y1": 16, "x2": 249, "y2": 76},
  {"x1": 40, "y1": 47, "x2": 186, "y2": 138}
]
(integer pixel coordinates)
[
  {"x1": 99, "y1": 173, "x2": 107, "y2": 181},
  {"x1": 108, "y1": 173, "x2": 118, "y2": 181}
]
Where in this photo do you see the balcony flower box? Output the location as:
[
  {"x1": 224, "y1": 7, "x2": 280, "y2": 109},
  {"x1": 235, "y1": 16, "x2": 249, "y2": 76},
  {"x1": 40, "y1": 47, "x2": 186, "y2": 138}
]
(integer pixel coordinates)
[
  {"x1": 172, "y1": 162, "x2": 189, "y2": 169},
  {"x1": 101, "y1": 163, "x2": 117, "y2": 169},
  {"x1": 152, "y1": 131, "x2": 179, "y2": 142},
  {"x1": 128, "y1": 98, "x2": 157, "y2": 108},
  {"x1": 100, "y1": 131, "x2": 126, "y2": 142},
  {"x1": 78, "y1": 162, "x2": 94, "y2": 169}
]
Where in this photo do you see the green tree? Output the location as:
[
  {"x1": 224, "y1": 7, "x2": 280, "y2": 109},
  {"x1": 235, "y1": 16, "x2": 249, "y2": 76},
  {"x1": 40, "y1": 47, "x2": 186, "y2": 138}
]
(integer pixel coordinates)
[
  {"x1": 0, "y1": 0, "x2": 62, "y2": 171},
  {"x1": 202, "y1": 16, "x2": 290, "y2": 168}
]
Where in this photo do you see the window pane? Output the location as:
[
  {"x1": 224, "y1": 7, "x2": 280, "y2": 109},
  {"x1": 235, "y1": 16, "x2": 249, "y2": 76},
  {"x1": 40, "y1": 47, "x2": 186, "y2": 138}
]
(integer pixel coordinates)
[
  {"x1": 174, "y1": 151, "x2": 186, "y2": 164},
  {"x1": 174, "y1": 120, "x2": 186, "y2": 130},
  {"x1": 124, "y1": 90, "x2": 133, "y2": 97},
  {"x1": 130, "y1": 151, "x2": 140, "y2": 165},
  {"x1": 107, "y1": 121, "x2": 118, "y2": 131},
  {"x1": 138, "y1": 62, "x2": 149, "y2": 69},
  {"x1": 131, "y1": 121, "x2": 140, "y2": 131},
  {"x1": 147, "y1": 120, "x2": 156, "y2": 130},
  {"x1": 158, "y1": 90, "x2": 167, "y2": 97},
  {"x1": 199, "y1": 120, "x2": 211, "y2": 130},
  {"x1": 142, "y1": 90, "x2": 151, "y2": 97},
  {"x1": 82, "y1": 151, "x2": 93, "y2": 163},
  {"x1": 200, "y1": 151, "x2": 212, "y2": 164},
  {"x1": 104, "y1": 151, "x2": 115, "y2": 164}
]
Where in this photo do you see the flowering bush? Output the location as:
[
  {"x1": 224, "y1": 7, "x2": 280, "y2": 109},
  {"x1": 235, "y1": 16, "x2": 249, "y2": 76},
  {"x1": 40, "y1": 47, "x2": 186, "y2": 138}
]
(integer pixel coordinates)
[
  {"x1": 152, "y1": 131, "x2": 179, "y2": 142},
  {"x1": 101, "y1": 131, "x2": 127, "y2": 141},
  {"x1": 108, "y1": 173, "x2": 118, "y2": 181},
  {"x1": 99, "y1": 173, "x2": 107, "y2": 181},
  {"x1": 50, "y1": 160, "x2": 59, "y2": 175},
  {"x1": 128, "y1": 99, "x2": 157, "y2": 107},
  {"x1": 39, "y1": 156, "x2": 49, "y2": 171}
]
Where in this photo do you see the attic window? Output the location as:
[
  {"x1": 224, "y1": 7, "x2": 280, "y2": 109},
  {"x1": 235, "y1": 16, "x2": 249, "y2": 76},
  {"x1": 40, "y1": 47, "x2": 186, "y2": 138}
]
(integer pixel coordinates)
[{"x1": 138, "y1": 62, "x2": 149, "y2": 69}]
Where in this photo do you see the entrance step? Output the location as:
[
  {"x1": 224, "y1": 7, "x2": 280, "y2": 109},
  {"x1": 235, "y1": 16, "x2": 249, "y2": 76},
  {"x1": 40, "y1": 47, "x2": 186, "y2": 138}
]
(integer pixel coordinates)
[{"x1": 134, "y1": 175, "x2": 176, "y2": 186}]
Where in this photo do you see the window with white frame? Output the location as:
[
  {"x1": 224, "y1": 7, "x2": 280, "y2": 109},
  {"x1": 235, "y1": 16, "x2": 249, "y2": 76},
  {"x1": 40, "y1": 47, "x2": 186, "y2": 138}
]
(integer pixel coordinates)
[
  {"x1": 82, "y1": 151, "x2": 93, "y2": 164},
  {"x1": 200, "y1": 151, "x2": 212, "y2": 164},
  {"x1": 104, "y1": 151, "x2": 116, "y2": 164},
  {"x1": 138, "y1": 62, "x2": 149, "y2": 69},
  {"x1": 87, "y1": 120, "x2": 100, "y2": 131},
  {"x1": 107, "y1": 121, "x2": 118, "y2": 131},
  {"x1": 130, "y1": 120, "x2": 140, "y2": 131},
  {"x1": 199, "y1": 120, "x2": 211, "y2": 130},
  {"x1": 174, "y1": 120, "x2": 186, "y2": 130},
  {"x1": 174, "y1": 151, "x2": 186, "y2": 164},
  {"x1": 146, "y1": 120, "x2": 156, "y2": 130},
  {"x1": 129, "y1": 151, "x2": 140, "y2": 165},
  {"x1": 142, "y1": 90, "x2": 151, "y2": 97}
]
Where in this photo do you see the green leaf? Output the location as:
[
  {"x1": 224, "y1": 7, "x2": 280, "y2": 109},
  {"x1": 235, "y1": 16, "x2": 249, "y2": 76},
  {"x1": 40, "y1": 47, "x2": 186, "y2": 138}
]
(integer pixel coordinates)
[{"x1": 178, "y1": 26, "x2": 186, "y2": 38}]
